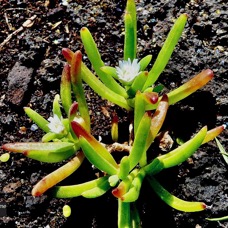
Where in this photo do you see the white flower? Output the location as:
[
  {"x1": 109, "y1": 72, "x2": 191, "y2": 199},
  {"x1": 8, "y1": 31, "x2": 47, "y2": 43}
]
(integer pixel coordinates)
[
  {"x1": 116, "y1": 58, "x2": 141, "y2": 85},
  {"x1": 47, "y1": 114, "x2": 65, "y2": 134}
]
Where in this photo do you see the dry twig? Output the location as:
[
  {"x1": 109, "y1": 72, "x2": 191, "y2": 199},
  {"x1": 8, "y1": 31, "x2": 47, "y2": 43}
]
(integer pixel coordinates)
[{"x1": 0, "y1": 15, "x2": 37, "y2": 51}]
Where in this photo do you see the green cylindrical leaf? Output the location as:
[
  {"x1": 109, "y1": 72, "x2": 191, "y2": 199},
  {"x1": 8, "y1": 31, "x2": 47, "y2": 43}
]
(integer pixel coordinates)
[
  {"x1": 144, "y1": 126, "x2": 207, "y2": 175},
  {"x1": 53, "y1": 176, "x2": 109, "y2": 198},
  {"x1": 52, "y1": 94, "x2": 62, "y2": 118},
  {"x1": 129, "y1": 112, "x2": 152, "y2": 170},
  {"x1": 79, "y1": 137, "x2": 118, "y2": 175},
  {"x1": 80, "y1": 27, "x2": 128, "y2": 98},
  {"x1": 24, "y1": 107, "x2": 50, "y2": 133},
  {"x1": 82, "y1": 180, "x2": 111, "y2": 198},
  {"x1": 71, "y1": 51, "x2": 90, "y2": 131},
  {"x1": 32, "y1": 151, "x2": 84, "y2": 196},
  {"x1": 139, "y1": 55, "x2": 152, "y2": 71},
  {"x1": 124, "y1": 13, "x2": 135, "y2": 61},
  {"x1": 118, "y1": 199, "x2": 131, "y2": 228},
  {"x1": 100, "y1": 66, "x2": 118, "y2": 79},
  {"x1": 134, "y1": 91, "x2": 145, "y2": 136},
  {"x1": 160, "y1": 126, "x2": 207, "y2": 168},
  {"x1": 124, "y1": 0, "x2": 137, "y2": 60},
  {"x1": 148, "y1": 176, "x2": 206, "y2": 212},
  {"x1": 143, "y1": 14, "x2": 188, "y2": 90},
  {"x1": 81, "y1": 62, "x2": 131, "y2": 110},
  {"x1": 2, "y1": 142, "x2": 76, "y2": 163},
  {"x1": 128, "y1": 71, "x2": 148, "y2": 97},
  {"x1": 71, "y1": 121, "x2": 118, "y2": 171},
  {"x1": 118, "y1": 156, "x2": 130, "y2": 180},
  {"x1": 60, "y1": 64, "x2": 72, "y2": 115}
]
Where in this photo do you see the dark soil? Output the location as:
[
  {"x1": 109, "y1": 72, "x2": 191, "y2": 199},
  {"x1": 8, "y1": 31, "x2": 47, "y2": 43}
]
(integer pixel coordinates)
[{"x1": 0, "y1": 0, "x2": 227, "y2": 227}]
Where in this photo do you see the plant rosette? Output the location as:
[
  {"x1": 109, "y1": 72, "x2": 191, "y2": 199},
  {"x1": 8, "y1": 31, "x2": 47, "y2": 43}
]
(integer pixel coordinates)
[{"x1": 1, "y1": 0, "x2": 226, "y2": 227}]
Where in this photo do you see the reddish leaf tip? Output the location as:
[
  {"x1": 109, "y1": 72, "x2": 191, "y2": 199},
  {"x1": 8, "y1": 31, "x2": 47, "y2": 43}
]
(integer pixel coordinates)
[
  {"x1": 146, "y1": 111, "x2": 153, "y2": 117},
  {"x1": 204, "y1": 69, "x2": 214, "y2": 79},
  {"x1": 161, "y1": 94, "x2": 168, "y2": 102},
  {"x1": 112, "y1": 114, "x2": 118, "y2": 124},
  {"x1": 32, "y1": 191, "x2": 41, "y2": 197},
  {"x1": 62, "y1": 48, "x2": 73, "y2": 62},
  {"x1": 69, "y1": 102, "x2": 78, "y2": 117},
  {"x1": 112, "y1": 185, "x2": 125, "y2": 198},
  {"x1": 112, "y1": 188, "x2": 121, "y2": 198},
  {"x1": 23, "y1": 151, "x2": 29, "y2": 156},
  {"x1": 150, "y1": 94, "x2": 158, "y2": 104},
  {"x1": 202, "y1": 203, "x2": 208, "y2": 210}
]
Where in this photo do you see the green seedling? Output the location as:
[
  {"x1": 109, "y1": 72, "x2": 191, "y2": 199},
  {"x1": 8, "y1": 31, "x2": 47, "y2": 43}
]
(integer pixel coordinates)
[
  {"x1": 1, "y1": 0, "x2": 226, "y2": 227},
  {"x1": 215, "y1": 135, "x2": 228, "y2": 165}
]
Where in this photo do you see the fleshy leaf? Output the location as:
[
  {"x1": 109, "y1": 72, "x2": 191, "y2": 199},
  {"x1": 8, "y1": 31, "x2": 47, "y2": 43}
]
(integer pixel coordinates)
[
  {"x1": 146, "y1": 94, "x2": 169, "y2": 149},
  {"x1": 118, "y1": 199, "x2": 131, "y2": 228},
  {"x1": 202, "y1": 125, "x2": 225, "y2": 144},
  {"x1": 53, "y1": 176, "x2": 109, "y2": 198},
  {"x1": 121, "y1": 170, "x2": 146, "y2": 202},
  {"x1": 62, "y1": 48, "x2": 131, "y2": 110},
  {"x1": 145, "y1": 126, "x2": 207, "y2": 175},
  {"x1": 127, "y1": 71, "x2": 148, "y2": 97},
  {"x1": 129, "y1": 111, "x2": 152, "y2": 170},
  {"x1": 80, "y1": 27, "x2": 128, "y2": 98},
  {"x1": 148, "y1": 176, "x2": 206, "y2": 212},
  {"x1": 2, "y1": 142, "x2": 76, "y2": 163},
  {"x1": 167, "y1": 69, "x2": 214, "y2": 105},
  {"x1": 81, "y1": 180, "x2": 111, "y2": 198},
  {"x1": 60, "y1": 64, "x2": 72, "y2": 115},
  {"x1": 71, "y1": 121, "x2": 118, "y2": 175},
  {"x1": 32, "y1": 151, "x2": 85, "y2": 196},
  {"x1": 143, "y1": 14, "x2": 188, "y2": 90},
  {"x1": 81, "y1": 62, "x2": 131, "y2": 110},
  {"x1": 139, "y1": 55, "x2": 152, "y2": 71},
  {"x1": 71, "y1": 51, "x2": 90, "y2": 131},
  {"x1": 24, "y1": 107, "x2": 50, "y2": 133}
]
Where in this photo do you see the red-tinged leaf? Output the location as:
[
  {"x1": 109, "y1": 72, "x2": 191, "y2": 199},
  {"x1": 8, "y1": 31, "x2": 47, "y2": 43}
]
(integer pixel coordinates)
[
  {"x1": 69, "y1": 102, "x2": 78, "y2": 121},
  {"x1": 62, "y1": 64, "x2": 71, "y2": 82},
  {"x1": 143, "y1": 92, "x2": 159, "y2": 104},
  {"x1": 79, "y1": 136, "x2": 118, "y2": 175},
  {"x1": 150, "y1": 94, "x2": 169, "y2": 139},
  {"x1": 71, "y1": 121, "x2": 118, "y2": 169},
  {"x1": 129, "y1": 111, "x2": 152, "y2": 169},
  {"x1": 202, "y1": 125, "x2": 225, "y2": 144},
  {"x1": 148, "y1": 176, "x2": 207, "y2": 212},
  {"x1": 111, "y1": 114, "x2": 119, "y2": 142},
  {"x1": 2, "y1": 142, "x2": 76, "y2": 163},
  {"x1": 168, "y1": 69, "x2": 214, "y2": 105},
  {"x1": 71, "y1": 51, "x2": 82, "y2": 84},
  {"x1": 112, "y1": 169, "x2": 138, "y2": 199},
  {"x1": 112, "y1": 184, "x2": 126, "y2": 200},
  {"x1": 62, "y1": 48, "x2": 73, "y2": 63},
  {"x1": 53, "y1": 176, "x2": 109, "y2": 198},
  {"x1": 71, "y1": 121, "x2": 92, "y2": 141},
  {"x1": 32, "y1": 151, "x2": 85, "y2": 196}
]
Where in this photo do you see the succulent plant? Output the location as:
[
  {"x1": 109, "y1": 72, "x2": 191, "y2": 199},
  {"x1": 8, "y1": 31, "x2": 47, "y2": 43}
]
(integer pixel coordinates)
[{"x1": 1, "y1": 0, "x2": 226, "y2": 227}]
